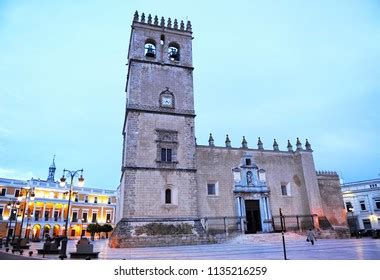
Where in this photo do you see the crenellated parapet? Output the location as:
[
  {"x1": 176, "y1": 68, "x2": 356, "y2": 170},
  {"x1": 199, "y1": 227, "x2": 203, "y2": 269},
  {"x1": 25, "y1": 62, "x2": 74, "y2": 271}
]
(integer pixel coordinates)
[
  {"x1": 204, "y1": 134, "x2": 313, "y2": 152},
  {"x1": 133, "y1": 11, "x2": 192, "y2": 33},
  {"x1": 316, "y1": 170, "x2": 338, "y2": 176}
]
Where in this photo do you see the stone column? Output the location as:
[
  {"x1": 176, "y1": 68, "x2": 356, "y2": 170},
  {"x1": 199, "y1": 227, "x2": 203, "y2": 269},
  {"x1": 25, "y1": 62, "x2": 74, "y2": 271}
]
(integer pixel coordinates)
[
  {"x1": 52, "y1": 204, "x2": 56, "y2": 222},
  {"x1": 32, "y1": 202, "x2": 36, "y2": 221},
  {"x1": 42, "y1": 203, "x2": 46, "y2": 222}
]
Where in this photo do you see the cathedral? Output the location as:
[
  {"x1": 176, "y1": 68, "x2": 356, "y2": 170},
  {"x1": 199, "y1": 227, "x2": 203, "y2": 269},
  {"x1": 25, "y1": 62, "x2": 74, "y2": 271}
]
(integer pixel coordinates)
[{"x1": 110, "y1": 12, "x2": 348, "y2": 247}]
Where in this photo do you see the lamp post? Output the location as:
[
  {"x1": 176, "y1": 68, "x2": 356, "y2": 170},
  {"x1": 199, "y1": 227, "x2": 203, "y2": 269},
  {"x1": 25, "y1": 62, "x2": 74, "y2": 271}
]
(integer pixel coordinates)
[
  {"x1": 59, "y1": 169, "x2": 84, "y2": 259},
  {"x1": 17, "y1": 185, "x2": 35, "y2": 239},
  {"x1": 5, "y1": 199, "x2": 20, "y2": 246}
]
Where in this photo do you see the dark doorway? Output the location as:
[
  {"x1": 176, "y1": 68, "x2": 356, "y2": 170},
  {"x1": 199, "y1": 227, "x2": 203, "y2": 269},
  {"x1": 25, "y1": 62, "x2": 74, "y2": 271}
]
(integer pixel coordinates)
[{"x1": 245, "y1": 200, "x2": 262, "y2": 234}]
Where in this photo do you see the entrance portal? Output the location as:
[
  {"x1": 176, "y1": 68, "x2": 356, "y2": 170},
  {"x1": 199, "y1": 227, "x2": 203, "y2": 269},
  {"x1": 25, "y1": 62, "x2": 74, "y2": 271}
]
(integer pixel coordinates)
[{"x1": 245, "y1": 200, "x2": 262, "y2": 233}]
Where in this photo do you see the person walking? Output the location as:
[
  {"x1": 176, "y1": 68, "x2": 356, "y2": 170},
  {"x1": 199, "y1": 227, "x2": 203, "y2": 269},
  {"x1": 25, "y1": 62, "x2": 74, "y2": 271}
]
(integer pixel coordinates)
[{"x1": 307, "y1": 228, "x2": 316, "y2": 245}]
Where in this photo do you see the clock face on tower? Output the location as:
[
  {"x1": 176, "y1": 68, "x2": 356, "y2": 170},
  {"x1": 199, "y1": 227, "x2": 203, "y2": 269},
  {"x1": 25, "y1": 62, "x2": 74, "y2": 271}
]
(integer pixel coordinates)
[{"x1": 161, "y1": 95, "x2": 173, "y2": 107}]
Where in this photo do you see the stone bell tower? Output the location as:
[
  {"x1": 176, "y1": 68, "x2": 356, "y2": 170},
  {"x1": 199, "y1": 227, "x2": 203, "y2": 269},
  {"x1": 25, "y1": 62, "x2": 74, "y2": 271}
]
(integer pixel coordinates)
[{"x1": 118, "y1": 11, "x2": 197, "y2": 220}]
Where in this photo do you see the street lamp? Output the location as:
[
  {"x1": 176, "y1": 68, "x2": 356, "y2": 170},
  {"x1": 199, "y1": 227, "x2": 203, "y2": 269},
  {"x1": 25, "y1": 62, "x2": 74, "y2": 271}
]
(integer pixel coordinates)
[
  {"x1": 59, "y1": 168, "x2": 84, "y2": 259},
  {"x1": 17, "y1": 185, "x2": 35, "y2": 239},
  {"x1": 5, "y1": 199, "x2": 20, "y2": 246}
]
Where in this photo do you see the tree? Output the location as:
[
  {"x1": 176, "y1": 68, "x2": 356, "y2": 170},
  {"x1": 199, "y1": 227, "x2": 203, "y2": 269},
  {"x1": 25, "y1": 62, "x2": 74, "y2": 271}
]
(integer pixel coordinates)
[
  {"x1": 101, "y1": 224, "x2": 113, "y2": 238},
  {"x1": 86, "y1": 223, "x2": 99, "y2": 241}
]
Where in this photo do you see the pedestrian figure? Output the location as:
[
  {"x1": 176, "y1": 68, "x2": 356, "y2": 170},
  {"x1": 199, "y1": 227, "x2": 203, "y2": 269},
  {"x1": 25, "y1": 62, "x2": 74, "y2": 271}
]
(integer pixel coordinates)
[{"x1": 306, "y1": 228, "x2": 316, "y2": 245}]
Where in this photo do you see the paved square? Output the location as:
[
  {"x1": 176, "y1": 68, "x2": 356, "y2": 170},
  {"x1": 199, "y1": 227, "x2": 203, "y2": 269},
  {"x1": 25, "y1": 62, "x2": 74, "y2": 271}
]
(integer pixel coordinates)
[{"x1": 1, "y1": 234, "x2": 379, "y2": 260}]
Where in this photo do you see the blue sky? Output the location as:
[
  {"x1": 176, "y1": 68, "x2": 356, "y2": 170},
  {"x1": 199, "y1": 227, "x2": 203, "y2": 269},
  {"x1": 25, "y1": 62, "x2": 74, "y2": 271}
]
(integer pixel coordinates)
[{"x1": 0, "y1": 0, "x2": 379, "y2": 189}]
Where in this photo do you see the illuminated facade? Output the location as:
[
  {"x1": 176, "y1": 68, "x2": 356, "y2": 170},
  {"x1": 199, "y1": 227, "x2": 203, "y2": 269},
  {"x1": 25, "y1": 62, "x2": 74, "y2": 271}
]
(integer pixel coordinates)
[
  {"x1": 341, "y1": 178, "x2": 380, "y2": 231},
  {"x1": 0, "y1": 162, "x2": 116, "y2": 239}
]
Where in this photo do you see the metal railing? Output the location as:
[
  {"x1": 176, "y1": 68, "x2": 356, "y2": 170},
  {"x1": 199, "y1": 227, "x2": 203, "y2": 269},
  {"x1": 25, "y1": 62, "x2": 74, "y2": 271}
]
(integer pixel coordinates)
[{"x1": 271, "y1": 214, "x2": 316, "y2": 232}]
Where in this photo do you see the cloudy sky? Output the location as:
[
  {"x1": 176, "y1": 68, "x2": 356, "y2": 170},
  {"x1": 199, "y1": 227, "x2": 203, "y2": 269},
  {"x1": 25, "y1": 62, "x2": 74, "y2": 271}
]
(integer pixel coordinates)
[{"x1": 1, "y1": 0, "x2": 379, "y2": 189}]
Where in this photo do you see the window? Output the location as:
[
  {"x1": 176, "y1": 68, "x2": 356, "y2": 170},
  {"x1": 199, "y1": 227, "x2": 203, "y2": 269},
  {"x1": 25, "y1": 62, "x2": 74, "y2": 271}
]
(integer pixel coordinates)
[
  {"x1": 15, "y1": 189, "x2": 20, "y2": 197},
  {"x1": 92, "y1": 213, "x2": 97, "y2": 223},
  {"x1": 281, "y1": 185, "x2": 287, "y2": 196},
  {"x1": 161, "y1": 148, "x2": 172, "y2": 162},
  {"x1": 165, "y1": 189, "x2": 172, "y2": 204},
  {"x1": 360, "y1": 200, "x2": 366, "y2": 211},
  {"x1": 375, "y1": 199, "x2": 380, "y2": 210},
  {"x1": 74, "y1": 195, "x2": 78, "y2": 202},
  {"x1": 108, "y1": 197, "x2": 111, "y2": 204},
  {"x1": 106, "y1": 213, "x2": 111, "y2": 223},
  {"x1": 362, "y1": 219, "x2": 372, "y2": 230},
  {"x1": 72, "y1": 212, "x2": 78, "y2": 222},
  {"x1": 245, "y1": 158, "x2": 251, "y2": 166},
  {"x1": 370, "y1": 184, "x2": 378, "y2": 188},
  {"x1": 281, "y1": 183, "x2": 291, "y2": 196},
  {"x1": 168, "y1": 42, "x2": 180, "y2": 61},
  {"x1": 94, "y1": 197, "x2": 98, "y2": 204},
  {"x1": 207, "y1": 184, "x2": 216, "y2": 195},
  {"x1": 144, "y1": 39, "x2": 156, "y2": 58},
  {"x1": 54, "y1": 211, "x2": 59, "y2": 222},
  {"x1": 0, "y1": 188, "x2": 6, "y2": 196},
  {"x1": 44, "y1": 211, "x2": 49, "y2": 221},
  {"x1": 156, "y1": 129, "x2": 178, "y2": 166},
  {"x1": 346, "y1": 202, "x2": 353, "y2": 212},
  {"x1": 82, "y1": 212, "x2": 88, "y2": 223},
  {"x1": 85, "y1": 196, "x2": 88, "y2": 203},
  {"x1": 0, "y1": 207, "x2": 3, "y2": 219}
]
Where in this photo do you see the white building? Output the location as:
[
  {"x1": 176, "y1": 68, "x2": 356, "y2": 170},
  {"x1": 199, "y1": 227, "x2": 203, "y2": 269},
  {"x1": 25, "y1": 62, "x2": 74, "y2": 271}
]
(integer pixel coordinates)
[{"x1": 341, "y1": 178, "x2": 380, "y2": 231}]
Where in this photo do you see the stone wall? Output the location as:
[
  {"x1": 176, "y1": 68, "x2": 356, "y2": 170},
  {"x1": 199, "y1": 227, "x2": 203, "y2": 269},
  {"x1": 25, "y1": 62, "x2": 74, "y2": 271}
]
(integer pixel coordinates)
[
  {"x1": 317, "y1": 171, "x2": 348, "y2": 227},
  {"x1": 195, "y1": 146, "x2": 316, "y2": 218},
  {"x1": 109, "y1": 218, "x2": 222, "y2": 248}
]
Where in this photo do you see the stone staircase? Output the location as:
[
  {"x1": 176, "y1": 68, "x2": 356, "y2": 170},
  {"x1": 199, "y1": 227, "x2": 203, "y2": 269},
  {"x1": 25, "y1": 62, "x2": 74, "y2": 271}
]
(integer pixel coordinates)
[{"x1": 227, "y1": 232, "x2": 306, "y2": 244}]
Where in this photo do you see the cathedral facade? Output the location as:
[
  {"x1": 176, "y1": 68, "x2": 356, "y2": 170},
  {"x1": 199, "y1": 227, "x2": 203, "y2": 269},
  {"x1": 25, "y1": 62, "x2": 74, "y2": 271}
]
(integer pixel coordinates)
[{"x1": 111, "y1": 12, "x2": 347, "y2": 247}]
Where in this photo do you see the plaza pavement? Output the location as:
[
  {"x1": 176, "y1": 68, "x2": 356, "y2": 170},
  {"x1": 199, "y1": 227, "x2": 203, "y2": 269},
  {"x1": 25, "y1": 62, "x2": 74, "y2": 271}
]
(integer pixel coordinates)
[{"x1": 1, "y1": 233, "x2": 379, "y2": 260}]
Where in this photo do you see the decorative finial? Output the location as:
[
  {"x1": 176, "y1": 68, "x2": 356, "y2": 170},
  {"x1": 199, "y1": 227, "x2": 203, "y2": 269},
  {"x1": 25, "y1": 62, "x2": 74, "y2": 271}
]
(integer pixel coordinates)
[
  {"x1": 174, "y1": 19, "x2": 178, "y2": 29},
  {"x1": 186, "y1": 20, "x2": 192, "y2": 32},
  {"x1": 180, "y1": 20, "x2": 185, "y2": 30},
  {"x1": 133, "y1": 11, "x2": 139, "y2": 22},
  {"x1": 287, "y1": 140, "x2": 293, "y2": 152},
  {"x1": 208, "y1": 133, "x2": 214, "y2": 147},
  {"x1": 160, "y1": 16, "x2": 165, "y2": 27},
  {"x1": 305, "y1": 139, "x2": 312, "y2": 151},
  {"x1": 141, "y1": 13, "x2": 145, "y2": 23},
  {"x1": 167, "y1": 17, "x2": 172, "y2": 28},
  {"x1": 225, "y1": 134, "x2": 231, "y2": 148},
  {"x1": 242, "y1": 136, "x2": 248, "y2": 149},
  {"x1": 147, "y1": 14, "x2": 152, "y2": 24},
  {"x1": 296, "y1": 137, "x2": 303, "y2": 151},
  {"x1": 273, "y1": 139, "x2": 279, "y2": 151},
  {"x1": 257, "y1": 137, "x2": 263, "y2": 150},
  {"x1": 154, "y1": 15, "x2": 159, "y2": 25}
]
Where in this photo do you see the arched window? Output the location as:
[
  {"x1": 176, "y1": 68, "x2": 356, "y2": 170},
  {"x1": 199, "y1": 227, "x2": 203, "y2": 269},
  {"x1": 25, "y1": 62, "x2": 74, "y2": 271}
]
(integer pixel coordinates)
[
  {"x1": 168, "y1": 42, "x2": 180, "y2": 61},
  {"x1": 144, "y1": 39, "x2": 156, "y2": 58},
  {"x1": 165, "y1": 189, "x2": 172, "y2": 204}
]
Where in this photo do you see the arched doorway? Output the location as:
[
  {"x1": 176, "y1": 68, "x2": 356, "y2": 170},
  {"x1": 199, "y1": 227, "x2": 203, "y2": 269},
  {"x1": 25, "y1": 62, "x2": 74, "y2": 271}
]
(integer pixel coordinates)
[
  {"x1": 43, "y1": 225, "x2": 51, "y2": 238},
  {"x1": 32, "y1": 224, "x2": 41, "y2": 239},
  {"x1": 53, "y1": 225, "x2": 60, "y2": 237}
]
